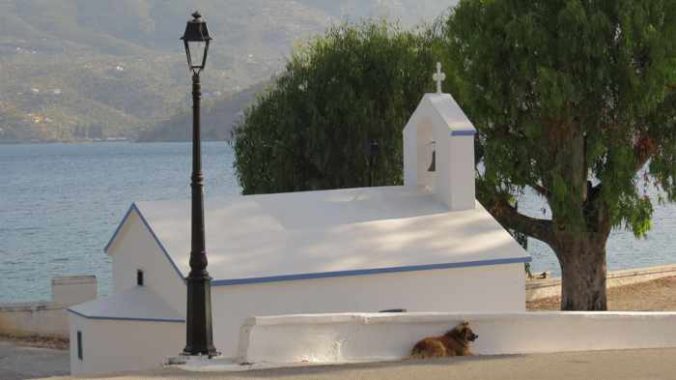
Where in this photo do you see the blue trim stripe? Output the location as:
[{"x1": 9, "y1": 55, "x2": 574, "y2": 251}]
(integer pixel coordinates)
[
  {"x1": 450, "y1": 129, "x2": 476, "y2": 136},
  {"x1": 104, "y1": 203, "x2": 186, "y2": 282},
  {"x1": 212, "y1": 256, "x2": 531, "y2": 286},
  {"x1": 67, "y1": 308, "x2": 184, "y2": 323}
]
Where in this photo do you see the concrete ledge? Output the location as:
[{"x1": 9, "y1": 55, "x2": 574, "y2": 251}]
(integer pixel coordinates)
[
  {"x1": 0, "y1": 301, "x2": 55, "y2": 312},
  {"x1": 52, "y1": 275, "x2": 97, "y2": 286},
  {"x1": 239, "y1": 311, "x2": 676, "y2": 365},
  {"x1": 527, "y1": 264, "x2": 676, "y2": 301}
]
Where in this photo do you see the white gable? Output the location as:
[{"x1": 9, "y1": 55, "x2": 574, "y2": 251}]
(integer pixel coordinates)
[{"x1": 107, "y1": 186, "x2": 529, "y2": 286}]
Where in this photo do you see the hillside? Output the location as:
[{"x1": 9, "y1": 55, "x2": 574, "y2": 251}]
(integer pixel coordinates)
[
  {"x1": 0, "y1": 0, "x2": 452, "y2": 143},
  {"x1": 138, "y1": 83, "x2": 267, "y2": 142}
]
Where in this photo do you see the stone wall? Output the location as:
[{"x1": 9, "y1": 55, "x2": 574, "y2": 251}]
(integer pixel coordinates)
[{"x1": 526, "y1": 264, "x2": 676, "y2": 301}]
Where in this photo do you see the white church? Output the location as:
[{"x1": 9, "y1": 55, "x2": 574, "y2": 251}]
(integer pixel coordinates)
[{"x1": 68, "y1": 66, "x2": 530, "y2": 375}]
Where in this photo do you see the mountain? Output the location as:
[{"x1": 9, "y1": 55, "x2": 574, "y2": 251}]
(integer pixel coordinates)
[
  {"x1": 137, "y1": 82, "x2": 266, "y2": 142},
  {"x1": 0, "y1": 0, "x2": 453, "y2": 143}
]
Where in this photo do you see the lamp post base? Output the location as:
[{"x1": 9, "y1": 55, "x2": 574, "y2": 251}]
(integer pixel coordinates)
[{"x1": 183, "y1": 274, "x2": 218, "y2": 356}]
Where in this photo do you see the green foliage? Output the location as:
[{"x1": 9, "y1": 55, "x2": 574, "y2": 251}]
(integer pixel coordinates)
[
  {"x1": 445, "y1": 0, "x2": 676, "y2": 239},
  {"x1": 233, "y1": 22, "x2": 439, "y2": 194}
]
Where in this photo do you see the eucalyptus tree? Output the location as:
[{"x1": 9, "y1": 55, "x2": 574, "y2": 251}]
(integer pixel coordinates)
[
  {"x1": 445, "y1": 0, "x2": 675, "y2": 310},
  {"x1": 232, "y1": 22, "x2": 438, "y2": 194}
]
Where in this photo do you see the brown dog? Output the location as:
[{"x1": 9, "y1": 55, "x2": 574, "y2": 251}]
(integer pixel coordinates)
[{"x1": 411, "y1": 321, "x2": 478, "y2": 358}]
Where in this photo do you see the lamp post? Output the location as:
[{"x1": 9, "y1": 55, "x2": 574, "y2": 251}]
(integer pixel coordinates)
[
  {"x1": 368, "y1": 139, "x2": 379, "y2": 187},
  {"x1": 181, "y1": 11, "x2": 217, "y2": 357}
]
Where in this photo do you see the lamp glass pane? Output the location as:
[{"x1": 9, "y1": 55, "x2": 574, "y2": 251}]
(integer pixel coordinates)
[{"x1": 188, "y1": 40, "x2": 206, "y2": 68}]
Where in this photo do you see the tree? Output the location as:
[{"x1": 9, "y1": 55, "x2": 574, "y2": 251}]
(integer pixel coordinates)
[
  {"x1": 444, "y1": 0, "x2": 675, "y2": 310},
  {"x1": 232, "y1": 22, "x2": 438, "y2": 194}
]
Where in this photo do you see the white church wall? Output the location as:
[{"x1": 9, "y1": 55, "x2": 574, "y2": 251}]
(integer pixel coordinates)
[
  {"x1": 211, "y1": 263, "x2": 524, "y2": 359},
  {"x1": 240, "y1": 311, "x2": 676, "y2": 365},
  {"x1": 69, "y1": 313, "x2": 183, "y2": 375},
  {"x1": 108, "y1": 209, "x2": 186, "y2": 315},
  {"x1": 447, "y1": 135, "x2": 475, "y2": 210},
  {"x1": 403, "y1": 116, "x2": 419, "y2": 188},
  {"x1": 410, "y1": 116, "x2": 436, "y2": 192},
  {"x1": 434, "y1": 117, "x2": 451, "y2": 206}
]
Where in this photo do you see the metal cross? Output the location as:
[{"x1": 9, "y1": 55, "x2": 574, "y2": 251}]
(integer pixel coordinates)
[{"x1": 433, "y1": 62, "x2": 446, "y2": 94}]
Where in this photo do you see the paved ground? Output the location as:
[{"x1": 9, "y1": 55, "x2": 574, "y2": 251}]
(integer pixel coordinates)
[
  {"x1": 47, "y1": 348, "x2": 676, "y2": 380},
  {"x1": 0, "y1": 341, "x2": 68, "y2": 380},
  {"x1": 529, "y1": 276, "x2": 676, "y2": 311}
]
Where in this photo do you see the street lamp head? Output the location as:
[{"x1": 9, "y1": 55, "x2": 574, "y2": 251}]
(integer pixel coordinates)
[{"x1": 181, "y1": 11, "x2": 211, "y2": 73}]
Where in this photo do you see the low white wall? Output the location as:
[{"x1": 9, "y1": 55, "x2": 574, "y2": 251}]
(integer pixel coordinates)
[
  {"x1": 0, "y1": 275, "x2": 97, "y2": 338},
  {"x1": 0, "y1": 302, "x2": 67, "y2": 337},
  {"x1": 239, "y1": 312, "x2": 676, "y2": 364},
  {"x1": 70, "y1": 314, "x2": 184, "y2": 375},
  {"x1": 214, "y1": 263, "x2": 525, "y2": 358}
]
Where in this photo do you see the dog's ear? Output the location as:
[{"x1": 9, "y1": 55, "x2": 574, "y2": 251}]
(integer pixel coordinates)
[{"x1": 445, "y1": 326, "x2": 460, "y2": 338}]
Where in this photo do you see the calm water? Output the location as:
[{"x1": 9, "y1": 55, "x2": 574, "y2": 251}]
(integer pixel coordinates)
[
  {"x1": 0, "y1": 142, "x2": 239, "y2": 302},
  {"x1": 0, "y1": 142, "x2": 674, "y2": 302}
]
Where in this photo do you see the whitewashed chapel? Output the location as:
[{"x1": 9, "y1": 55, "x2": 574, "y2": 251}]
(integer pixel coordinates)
[{"x1": 68, "y1": 66, "x2": 530, "y2": 375}]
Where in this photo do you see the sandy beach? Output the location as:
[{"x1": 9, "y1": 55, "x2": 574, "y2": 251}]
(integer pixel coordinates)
[{"x1": 528, "y1": 276, "x2": 676, "y2": 311}]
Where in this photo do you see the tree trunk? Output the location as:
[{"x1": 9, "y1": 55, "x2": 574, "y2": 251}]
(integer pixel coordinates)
[{"x1": 556, "y1": 237, "x2": 608, "y2": 310}]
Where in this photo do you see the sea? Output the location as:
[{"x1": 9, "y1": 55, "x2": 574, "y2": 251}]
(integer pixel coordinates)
[{"x1": 1, "y1": 142, "x2": 674, "y2": 303}]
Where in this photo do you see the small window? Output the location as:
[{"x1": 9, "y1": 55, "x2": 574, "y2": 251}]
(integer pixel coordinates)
[
  {"x1": 137, "y1": 270, "x2": 144, "y2": 286},
  {"x1": 77, "y1": 331, "x2": 83, "y2": 360}
]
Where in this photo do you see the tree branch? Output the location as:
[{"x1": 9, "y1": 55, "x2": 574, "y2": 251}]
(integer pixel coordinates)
[
  {"x1": 485, "y1": 198, "x2": 554, "y2": 246},
  {"x1": 531, "y1": 183, "x2": 551, "y2": 199},
  {"x1": 634, "y1": 135, "x2": 657, "y2": 171}
]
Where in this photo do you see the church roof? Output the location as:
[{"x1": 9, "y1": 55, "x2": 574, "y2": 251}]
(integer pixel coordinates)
[
  {"x1": 106, "y1": 186, "x2": 530, "y2": 286},
  {"x1": 68, "y1": 287, "x2": 184, "y2": 322},
  {"x1": 404, "y1": 93, "x2": 477, "y2": 136}
]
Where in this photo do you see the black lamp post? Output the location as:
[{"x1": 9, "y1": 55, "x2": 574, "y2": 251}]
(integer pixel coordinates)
[
  {"x1": 368, "y1": 139, "x2": 380, "y2": 187},
  {"x1": 181, "y1": 11, "x2": 217, "y2": 357}
]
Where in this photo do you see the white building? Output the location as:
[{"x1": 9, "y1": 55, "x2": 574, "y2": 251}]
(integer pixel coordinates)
[{"x1": 68, "y1": 84, "x2": 530, "y2": 375}]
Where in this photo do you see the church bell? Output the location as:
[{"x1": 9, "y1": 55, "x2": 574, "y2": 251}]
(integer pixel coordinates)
[{"x1": 427, "y1": 141, "x2": 436, "y2": 172}]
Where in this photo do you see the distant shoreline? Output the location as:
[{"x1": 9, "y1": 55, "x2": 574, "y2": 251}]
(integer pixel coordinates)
[
  {"x1": 0, "y1": 137, "x2": 129, "y2": 145},
  {"x1": 0, "y1": 138, "x2": 229, "y2": 145}
]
